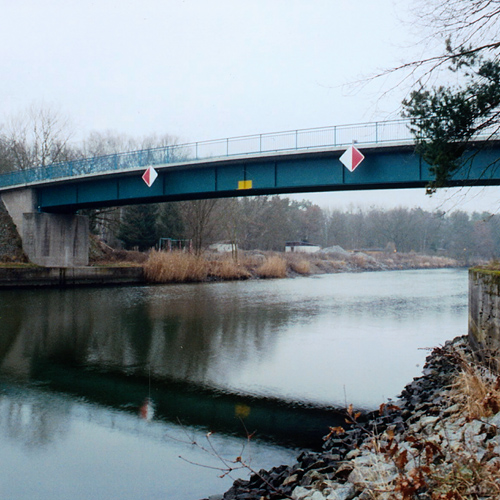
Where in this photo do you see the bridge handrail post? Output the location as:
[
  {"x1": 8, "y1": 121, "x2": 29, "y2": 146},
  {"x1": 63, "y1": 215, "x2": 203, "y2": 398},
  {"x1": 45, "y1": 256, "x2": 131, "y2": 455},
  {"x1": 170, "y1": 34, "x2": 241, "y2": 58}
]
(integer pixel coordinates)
[
  {"x1": 295, "y1": 130, "x2": 298, "y2": 150},
  {"x1": 195, "y1": 142, "x2": 198, "y2": 160},
  {"x1": 334, "y1": 126, "x2": 337, "y2": 146},
  {"x1": 259, "y1": 134, "x2": 262, "y2": 153},
  {"x1": 375, "y1": 122, "x2": 379, "y2": 143},
  {"x1": 226, "y1": 138, "x2": 229, "y2": 156}
]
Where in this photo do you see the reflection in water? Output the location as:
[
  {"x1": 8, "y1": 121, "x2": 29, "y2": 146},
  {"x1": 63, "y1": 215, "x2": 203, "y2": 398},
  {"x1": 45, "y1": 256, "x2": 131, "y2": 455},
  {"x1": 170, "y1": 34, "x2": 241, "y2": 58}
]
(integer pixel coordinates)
[
  {"x1": 139, "y1": 397, "x2": 154, "y2": 421},
  {"x1": 0, "y1": 385, "x2": 71, "y2": 448},
  {"x1": 0, "y1": 284, "x2": 297, "y2": 385},
  {"x1": 30, "y1": 359, "x2": 342, "y2": 448},
  {"x1": 0, "y1": 269, "x2": 469, "y2": 500},
  {"x1": 0, "y1": 380, "x2": 298, "y2": 500}
]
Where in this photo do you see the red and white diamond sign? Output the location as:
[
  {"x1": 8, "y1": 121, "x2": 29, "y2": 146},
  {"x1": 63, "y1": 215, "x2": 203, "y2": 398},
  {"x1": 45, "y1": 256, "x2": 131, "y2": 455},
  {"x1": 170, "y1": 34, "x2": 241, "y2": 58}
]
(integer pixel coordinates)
[
  {"x1": 142, "y1": 166, "x2": 158, "y2": 187},
  {"x1": 340, "y1": 146, "x2": 365, "y2": 172}
]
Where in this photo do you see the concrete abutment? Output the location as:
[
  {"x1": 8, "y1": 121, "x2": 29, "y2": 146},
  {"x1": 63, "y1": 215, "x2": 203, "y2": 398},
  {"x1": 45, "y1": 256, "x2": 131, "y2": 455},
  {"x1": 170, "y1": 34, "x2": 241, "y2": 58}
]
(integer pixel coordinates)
[
  {"x1": 1, "y1": 188, "x2": 89, "y2": 267},
  {"x1": 469, "y1": 268, "x2": 500, "y2": 367}
]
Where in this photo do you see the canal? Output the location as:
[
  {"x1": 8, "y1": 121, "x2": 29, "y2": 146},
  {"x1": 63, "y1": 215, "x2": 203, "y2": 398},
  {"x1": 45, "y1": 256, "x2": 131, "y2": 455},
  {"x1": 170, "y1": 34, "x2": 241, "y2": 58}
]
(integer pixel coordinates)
[{"x1": 0, "y1": 268, "x2": 468, "y2": 499}]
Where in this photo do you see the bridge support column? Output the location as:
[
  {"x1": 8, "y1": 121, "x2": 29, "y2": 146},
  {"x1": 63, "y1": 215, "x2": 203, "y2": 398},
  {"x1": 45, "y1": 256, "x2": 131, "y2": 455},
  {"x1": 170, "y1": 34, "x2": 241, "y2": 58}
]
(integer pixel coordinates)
[{"x1": 1, "y1": 189, "x2": 89, "y2": 267}]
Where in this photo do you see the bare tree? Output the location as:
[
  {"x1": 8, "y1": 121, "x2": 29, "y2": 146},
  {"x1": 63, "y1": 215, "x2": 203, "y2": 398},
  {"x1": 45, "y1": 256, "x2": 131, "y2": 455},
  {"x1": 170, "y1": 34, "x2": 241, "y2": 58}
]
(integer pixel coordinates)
[
  {"x1": 179, "y1": 199, "x2": 220, "y2": 253},
  {"x1": 79, "y1": 130, "x2": 181, "y2": 248},
  {"x1": 3, "y1": 104, "x2": 75, "y2": 170},
  {"x1": 376, "y1": 0, "x2": 500, "y2": 88},
  {"x1": 81, "y1": 130, "x2": 180, "y2": 157}
]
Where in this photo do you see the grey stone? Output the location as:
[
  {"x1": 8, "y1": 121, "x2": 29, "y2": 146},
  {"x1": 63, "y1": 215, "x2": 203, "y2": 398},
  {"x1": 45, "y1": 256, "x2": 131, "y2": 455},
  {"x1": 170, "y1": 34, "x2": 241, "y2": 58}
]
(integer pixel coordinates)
[{"x1": 324, "y1": 484, "x2": 356, "y2": 500}]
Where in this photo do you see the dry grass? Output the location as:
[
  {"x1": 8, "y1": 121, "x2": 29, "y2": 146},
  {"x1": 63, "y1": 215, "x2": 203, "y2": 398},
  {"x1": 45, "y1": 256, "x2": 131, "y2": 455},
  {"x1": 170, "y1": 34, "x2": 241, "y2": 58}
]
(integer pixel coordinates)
[
  {"x1": 256, "y1": 256, "x2": 287, "y2": 279},
  {"x1": 289, "y1": 259, "x2": 311, "y2": 275},
  {"x1": 380, "y1": 253, "x2": 458, "y2": 269},
  {"x1": 451, "y1": 358, "x2": 500, "y2": 420},
  {"x1": 99, "y1": 246, "x2": 464, "y2": 284},
  {"x1": 209, "y1": 258, "x2": 251, "y2": 280},
  {"x1": 144, "y1": 250, "x2": 208, "y2": 283},
  {"x1": 238, "y1": 253, "x2": 267, "y2": 271},
  {"x1": 350, "y1": 253, "x2": 369, "y2": 267},
  {"x1": 284, "y1": 254, "x2": 312, "y2": 275}
]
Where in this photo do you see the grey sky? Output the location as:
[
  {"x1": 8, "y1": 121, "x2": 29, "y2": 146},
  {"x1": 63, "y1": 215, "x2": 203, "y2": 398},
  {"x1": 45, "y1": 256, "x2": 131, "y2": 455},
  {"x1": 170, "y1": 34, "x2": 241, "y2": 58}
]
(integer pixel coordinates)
[
  {"x1": 1, "y1": 0, "x2": 499, "y2": 213},
  {"x1": 1, "y1": 0, "x2": 410, "y2": 139}
]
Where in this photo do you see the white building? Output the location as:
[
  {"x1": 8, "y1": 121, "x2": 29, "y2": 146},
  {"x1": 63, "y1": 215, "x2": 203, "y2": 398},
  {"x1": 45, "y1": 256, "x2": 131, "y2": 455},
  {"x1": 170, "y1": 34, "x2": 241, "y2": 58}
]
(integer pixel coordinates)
[
  {"x1": 284, "y1": 241, "x2": 321, "y2": 253},
  {"x1": 209, "y1": 242, "x2": 237, "y2": 253}
]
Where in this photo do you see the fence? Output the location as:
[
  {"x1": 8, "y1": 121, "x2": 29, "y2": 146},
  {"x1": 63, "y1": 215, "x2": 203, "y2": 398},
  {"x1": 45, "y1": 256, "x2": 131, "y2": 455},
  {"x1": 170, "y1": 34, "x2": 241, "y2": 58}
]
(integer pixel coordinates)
[{"x1": 158, "y1": 238, "x2": 193, "y2": 252}]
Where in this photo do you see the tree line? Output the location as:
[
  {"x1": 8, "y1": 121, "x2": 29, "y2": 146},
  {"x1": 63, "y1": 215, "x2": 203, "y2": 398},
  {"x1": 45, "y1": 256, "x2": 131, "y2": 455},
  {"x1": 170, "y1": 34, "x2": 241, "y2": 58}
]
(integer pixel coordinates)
[{"x1": 107, "y1": 197, "x2": 500, "y2": 263}]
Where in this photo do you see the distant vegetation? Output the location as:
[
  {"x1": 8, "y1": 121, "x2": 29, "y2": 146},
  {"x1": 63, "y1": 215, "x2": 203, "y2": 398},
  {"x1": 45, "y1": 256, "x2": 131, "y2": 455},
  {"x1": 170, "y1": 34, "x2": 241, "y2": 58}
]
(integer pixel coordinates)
[{"x1": 95, "y1": 198, "x2": 500, "y2": 265}]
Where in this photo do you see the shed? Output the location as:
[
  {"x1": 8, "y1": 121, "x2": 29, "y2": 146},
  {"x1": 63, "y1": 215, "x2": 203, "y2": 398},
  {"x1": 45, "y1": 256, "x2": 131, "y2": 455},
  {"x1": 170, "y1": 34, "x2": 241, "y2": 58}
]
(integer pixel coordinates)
[{"x1": 285, "y1": 241, "x2": 321, "y2": 253}]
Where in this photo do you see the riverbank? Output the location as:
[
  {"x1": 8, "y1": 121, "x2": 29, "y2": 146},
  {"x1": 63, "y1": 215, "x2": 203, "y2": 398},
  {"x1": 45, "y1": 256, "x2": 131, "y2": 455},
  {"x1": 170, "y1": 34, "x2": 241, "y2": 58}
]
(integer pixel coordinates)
[
  {"x1": 0, "y1": 247, "x2": 465, "y2": 287},
  {"x1": 211, "y1": 336, "x2": 500, "y2": 499},
  {"x1": 139, "y1": 248, "x2": 462, "y2": 283}
]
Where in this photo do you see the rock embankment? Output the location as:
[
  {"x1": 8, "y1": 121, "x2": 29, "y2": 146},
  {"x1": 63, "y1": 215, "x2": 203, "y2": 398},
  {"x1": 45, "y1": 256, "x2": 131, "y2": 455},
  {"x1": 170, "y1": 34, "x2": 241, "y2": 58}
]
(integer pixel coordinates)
[
  {"x1": 211, "y1": 336, "x2": 500, "y2": 499},
  {"x1": 0, "y1": 199, "x2": 25, "y2": 262}
]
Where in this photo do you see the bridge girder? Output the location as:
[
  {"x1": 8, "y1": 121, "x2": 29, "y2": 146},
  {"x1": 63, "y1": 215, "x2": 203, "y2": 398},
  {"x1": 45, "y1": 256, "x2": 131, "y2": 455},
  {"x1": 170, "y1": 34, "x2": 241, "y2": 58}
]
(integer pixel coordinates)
[{"x1": 33, "y1": 144, "x2": 429, "y2": 212}]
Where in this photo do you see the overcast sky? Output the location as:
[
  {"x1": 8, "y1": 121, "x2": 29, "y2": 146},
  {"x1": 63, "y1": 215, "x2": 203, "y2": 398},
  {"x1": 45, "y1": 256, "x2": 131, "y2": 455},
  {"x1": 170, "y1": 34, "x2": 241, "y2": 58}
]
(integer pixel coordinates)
[{"x1": 1, "y1": 0, "x2": 500, "y2": 213}]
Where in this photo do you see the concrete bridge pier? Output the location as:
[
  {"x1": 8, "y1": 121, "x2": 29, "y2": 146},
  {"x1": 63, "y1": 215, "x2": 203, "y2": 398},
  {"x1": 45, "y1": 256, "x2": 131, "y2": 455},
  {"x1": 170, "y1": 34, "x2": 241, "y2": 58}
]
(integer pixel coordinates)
[{"x1": 1, "y1": 189, "x2": 89, "y2": 267}]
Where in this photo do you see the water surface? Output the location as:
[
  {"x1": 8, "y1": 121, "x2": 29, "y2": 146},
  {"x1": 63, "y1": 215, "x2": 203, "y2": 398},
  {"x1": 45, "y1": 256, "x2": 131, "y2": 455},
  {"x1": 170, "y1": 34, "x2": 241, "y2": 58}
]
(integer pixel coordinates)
[{"x1": 0, "y1": 269, "x2": 468, "y2": 499}]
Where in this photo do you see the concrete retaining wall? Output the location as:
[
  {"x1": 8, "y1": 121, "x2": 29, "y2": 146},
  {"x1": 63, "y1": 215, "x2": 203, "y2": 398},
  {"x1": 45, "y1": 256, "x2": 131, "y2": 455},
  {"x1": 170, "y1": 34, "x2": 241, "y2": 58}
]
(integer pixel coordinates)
[
  {"x1": 0, "y1": 266, "x2": 145, "y2": 288},
  {"x1": 22, "y1": 213, "x2": 89, "y2": 267},
  {"x1": 469, "y1": 268, "x2": 500, "y2": 362},
  {"x1": 1, "y1": 189, "x2": 90, "y2": 267}
]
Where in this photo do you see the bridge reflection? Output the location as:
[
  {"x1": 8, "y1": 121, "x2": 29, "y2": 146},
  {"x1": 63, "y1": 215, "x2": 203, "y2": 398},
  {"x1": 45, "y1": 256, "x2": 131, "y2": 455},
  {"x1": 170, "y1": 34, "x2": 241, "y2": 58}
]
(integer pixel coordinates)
[
  {"x1": 0, "y1": 285, "x2": 344, "y2": 449},
  {"x1": 29, "y1": 361, "x2": 344, "y2": 449}
]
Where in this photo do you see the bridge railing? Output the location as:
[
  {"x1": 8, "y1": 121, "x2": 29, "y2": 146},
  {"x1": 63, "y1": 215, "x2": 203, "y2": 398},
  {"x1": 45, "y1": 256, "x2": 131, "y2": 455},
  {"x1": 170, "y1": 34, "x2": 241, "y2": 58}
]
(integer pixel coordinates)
[{"x1": 0, "y1": 119, "x2": 414, "y2": 189}]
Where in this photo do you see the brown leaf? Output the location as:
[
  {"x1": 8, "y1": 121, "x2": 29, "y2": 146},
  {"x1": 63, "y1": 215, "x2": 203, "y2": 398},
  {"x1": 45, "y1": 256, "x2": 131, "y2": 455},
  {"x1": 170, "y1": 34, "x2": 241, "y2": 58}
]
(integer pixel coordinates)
[
  {"x1": 324, "y1": 426, "x2": 345, "y2": 440},
  {"x1": 394, "y1": 449, "x2": 408, "y2": 470}
]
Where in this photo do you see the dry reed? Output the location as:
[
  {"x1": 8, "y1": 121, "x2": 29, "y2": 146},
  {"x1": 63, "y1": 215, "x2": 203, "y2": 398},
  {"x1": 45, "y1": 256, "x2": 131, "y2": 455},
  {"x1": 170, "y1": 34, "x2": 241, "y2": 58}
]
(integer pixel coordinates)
[
  {"x1": 256, "y1": 256, "x2": 287, "y2": 279},
  {"x1": 144, "y1": 250, "x2": 208, "y2": 283},
  {"x1": 209, "y1": 258, "x2": 251, "y2": 280},
  {"x1": 289, "y1": 259, "x2": 311, "y2": 275}
]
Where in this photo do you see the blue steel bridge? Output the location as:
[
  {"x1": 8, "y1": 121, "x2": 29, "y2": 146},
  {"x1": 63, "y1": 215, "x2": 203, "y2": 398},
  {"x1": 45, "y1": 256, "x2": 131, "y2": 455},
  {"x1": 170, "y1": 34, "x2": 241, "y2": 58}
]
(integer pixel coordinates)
[
  {"x1": 1, "y1": 118, "x2": 500, "y2": 267},
  {"x1": 1, "y1": 118, "x2": 500, "y2": 214}
]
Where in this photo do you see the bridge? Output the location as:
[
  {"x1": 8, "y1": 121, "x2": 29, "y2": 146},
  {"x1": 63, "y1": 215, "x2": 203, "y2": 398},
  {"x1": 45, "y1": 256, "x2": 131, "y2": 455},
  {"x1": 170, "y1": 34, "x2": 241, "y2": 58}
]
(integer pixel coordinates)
[{"x1": 1, "y1": 118, "x2": 500, "y2": 267}]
